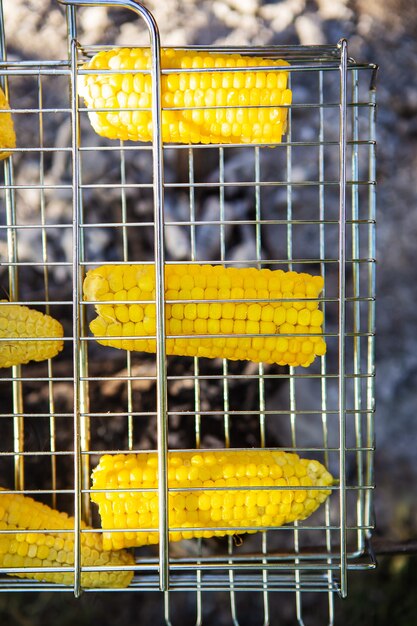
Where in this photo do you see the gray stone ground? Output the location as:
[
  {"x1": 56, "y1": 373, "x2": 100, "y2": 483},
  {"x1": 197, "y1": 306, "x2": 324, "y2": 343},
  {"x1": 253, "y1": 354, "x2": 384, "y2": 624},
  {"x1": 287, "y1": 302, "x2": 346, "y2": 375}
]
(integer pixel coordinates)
[{"x1": 1, "y1": 0, "x2": 417, "y2": 624}]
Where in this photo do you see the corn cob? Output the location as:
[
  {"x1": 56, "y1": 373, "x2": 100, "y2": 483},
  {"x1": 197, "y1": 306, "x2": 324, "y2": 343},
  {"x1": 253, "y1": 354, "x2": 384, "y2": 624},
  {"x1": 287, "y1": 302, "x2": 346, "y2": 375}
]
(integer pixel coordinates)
[
  {"x1": 78, "y1": 48, "x2": 291, "y2": 145},
  {"x1": 0, "y1": 488, "x2": 134, "y2": 588},
  {"x1": 0, "y1": 86, "x2": 16, "y2": 160},
  {"x1": 91, "y1": 450, "x2": 334, "y2": 550},
  {"x1": 0, "y1": 301, "x2": 64, "y2": 368},
  {"x1": 83, "y1": 264, "x2": 326, "y2": 367}
]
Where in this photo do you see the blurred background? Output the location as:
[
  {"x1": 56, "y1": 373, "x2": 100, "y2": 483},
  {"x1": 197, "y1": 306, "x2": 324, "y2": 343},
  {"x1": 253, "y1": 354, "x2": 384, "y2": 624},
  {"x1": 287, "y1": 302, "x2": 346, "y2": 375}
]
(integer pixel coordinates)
[{"x1": 1, "y1": 0, "x2": 416, "y2": 624}]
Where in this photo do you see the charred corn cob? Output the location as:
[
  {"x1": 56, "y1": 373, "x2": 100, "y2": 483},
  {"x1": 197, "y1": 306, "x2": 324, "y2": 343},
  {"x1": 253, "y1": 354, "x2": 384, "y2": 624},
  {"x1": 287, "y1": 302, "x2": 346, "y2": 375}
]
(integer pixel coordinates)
[
  {"x1": 78, "y1": 48, "x2": 291, "y2": 145},
  {"x1": 0, "y1": 86, "x2": 16, "y2": 160},
  {"x1": 83, "y1": 264, "x2": 326, "y2": 367},
  {"x1": 0, "y1": 488, "x2": 134, "y2": 588},
  {"x1": 91, "y1": 450, "x2": 334, "y2": 550},
  {"x1": 0, "y1": 301, "x2": 64, "y2": 367}
]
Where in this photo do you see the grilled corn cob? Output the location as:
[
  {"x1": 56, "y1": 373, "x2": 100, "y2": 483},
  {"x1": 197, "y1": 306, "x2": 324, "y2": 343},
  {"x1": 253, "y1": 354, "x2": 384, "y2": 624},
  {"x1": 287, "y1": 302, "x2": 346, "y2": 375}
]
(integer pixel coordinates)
[
  {"x1": 0, "y1": 301, "x2": 64, "y2": 367},
  {"x1": 0, "y1": 488, "x2": 134, "y2": 588},
  {"x1": 91, "y1": 450, "x2": 334, "y2": 550},
  {"x1": 78, "y1": 48, "x2": 291, "y2": 145},
  {"x1": 0, "y1": 86, "x2": 16, "y2": 160},
  {"x1": 83, "y1": 263, "x2": 326, "y2": 367}
]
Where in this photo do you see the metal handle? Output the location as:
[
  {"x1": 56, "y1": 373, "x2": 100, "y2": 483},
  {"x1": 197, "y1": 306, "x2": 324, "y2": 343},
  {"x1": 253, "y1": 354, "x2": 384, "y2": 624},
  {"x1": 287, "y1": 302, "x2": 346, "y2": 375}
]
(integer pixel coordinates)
[
  {"x1": 57, "y1": 0, "x2": 157, "y2": 33},
  {"x1": 57, "y1": 0, "x2": 170, "y2": 593}
]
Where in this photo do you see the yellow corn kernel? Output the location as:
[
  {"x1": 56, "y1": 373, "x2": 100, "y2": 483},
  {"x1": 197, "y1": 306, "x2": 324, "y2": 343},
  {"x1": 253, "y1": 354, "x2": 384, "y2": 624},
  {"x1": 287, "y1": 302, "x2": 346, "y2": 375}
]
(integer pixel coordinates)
[
  {"x1": 78, "y1": 48, "x2": 291, "y2": 145},
  {"x1": 0, "y1": 302, "x2": 64, "y2": 368},
  {"x1": 91, "y1": 450, "x2": 334, "y2": 550},
  {"x1": 0, "y1": 488, "x2": 134, "y2": 588},
  {"x1": 0, "y1": 87, "x2": 16, "y2": 160},
  {"x1": 83, "y1": 264, "x2": 326, "y2": 367}
]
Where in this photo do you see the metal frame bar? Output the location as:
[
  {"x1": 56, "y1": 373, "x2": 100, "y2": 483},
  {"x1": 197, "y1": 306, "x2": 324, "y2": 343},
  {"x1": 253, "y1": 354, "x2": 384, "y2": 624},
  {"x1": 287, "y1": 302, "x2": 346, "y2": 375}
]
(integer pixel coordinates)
[{"x1": 337, "y1": 37, "x2": 348, "y2": 600}]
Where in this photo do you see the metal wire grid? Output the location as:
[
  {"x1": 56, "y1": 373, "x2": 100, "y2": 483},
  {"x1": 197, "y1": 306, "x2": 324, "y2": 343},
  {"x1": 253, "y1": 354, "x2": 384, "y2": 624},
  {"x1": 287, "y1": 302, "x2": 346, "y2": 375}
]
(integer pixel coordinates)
[{"x1": 0, "y1": 0, "x2": 377, "y2": 620}]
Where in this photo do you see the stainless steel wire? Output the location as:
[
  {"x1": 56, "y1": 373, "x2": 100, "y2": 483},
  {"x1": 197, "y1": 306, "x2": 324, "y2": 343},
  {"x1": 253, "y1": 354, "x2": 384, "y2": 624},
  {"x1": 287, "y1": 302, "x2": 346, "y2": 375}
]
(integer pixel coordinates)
[{"x1": 0, "y1": 0, "x2": 377, "y2": 622}]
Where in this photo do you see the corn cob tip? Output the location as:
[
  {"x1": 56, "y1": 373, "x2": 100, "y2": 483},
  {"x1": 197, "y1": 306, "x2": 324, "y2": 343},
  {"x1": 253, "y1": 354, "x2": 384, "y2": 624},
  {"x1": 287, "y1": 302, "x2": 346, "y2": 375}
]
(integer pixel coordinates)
[
  {"x1": 91, "y1": 450, "x2": 334, "y2": 551},
  {"x1": 83, "y1": 269, "x2": 110, "y2": 301},
  {"x1": 0, "y1": 301, "x2": 64, "y2": 368},
  {"x1": 0, "y1": 86, "x2": 16, "y2": 160},
  {"x1": 0, "y1": 487, "x2": 134, "y2": 589}
]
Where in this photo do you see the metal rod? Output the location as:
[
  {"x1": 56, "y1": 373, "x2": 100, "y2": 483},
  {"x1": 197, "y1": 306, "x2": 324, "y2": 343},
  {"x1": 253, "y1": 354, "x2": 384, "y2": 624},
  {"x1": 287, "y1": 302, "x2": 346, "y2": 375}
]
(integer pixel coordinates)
[
  {"x1": 37, "y1": 72, "x2": 59, "y2": 510},
  {"x1": 0, "y1": 0, "x2": 25, "y2": 493},
  {"x1": 351, "y1": 68, "x2": 365, "y2": 555},
  {"x1": 187, "y1": 146, "x2": 203, "y2": 626},
  {"x1": 319, "y1": 68, "x2": 335, "y2": 626},
  {"x1": 147, "y1": 25, "x2": 170, "y2": 599},
  {"x1": 337, "y1": 38, "x2": 348, "y2": 599},
  {"x1": 365, "y1": 76, "x2": 377, "y2": 536},
  {"x1": 69, "y1": 32, "x2": 82, "y2": 598},
  {"x1": 253, "y1": 146, "x2": 270, "y2": 626},
  {"x1": 285, "y1": 71, "x2": 304, "y2": 626}
]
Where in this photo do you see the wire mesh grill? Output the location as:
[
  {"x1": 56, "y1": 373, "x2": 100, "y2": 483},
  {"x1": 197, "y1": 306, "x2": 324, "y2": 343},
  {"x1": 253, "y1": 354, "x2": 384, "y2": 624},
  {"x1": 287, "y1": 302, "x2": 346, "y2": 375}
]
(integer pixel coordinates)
[{"x1": 0, "y1": 0, "x2": 377, "y2": 620}]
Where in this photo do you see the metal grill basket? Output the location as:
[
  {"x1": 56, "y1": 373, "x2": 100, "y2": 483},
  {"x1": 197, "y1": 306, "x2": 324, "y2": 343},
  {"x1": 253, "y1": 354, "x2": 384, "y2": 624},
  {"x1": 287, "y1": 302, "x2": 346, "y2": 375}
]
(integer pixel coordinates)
[{"x1": 0, "y1": 0, "x2": 377, "y2": 622}]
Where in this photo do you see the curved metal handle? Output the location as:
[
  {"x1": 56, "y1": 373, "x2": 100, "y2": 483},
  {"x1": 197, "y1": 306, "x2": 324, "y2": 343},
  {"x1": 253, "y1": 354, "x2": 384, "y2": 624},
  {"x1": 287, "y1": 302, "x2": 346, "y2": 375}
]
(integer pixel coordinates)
[
  {"x1": 57, "y1": 0, "x2": 158, "y2": 37},
  {"x1": 58, "y1": 0, "x2": 170, "y2": 593}
]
